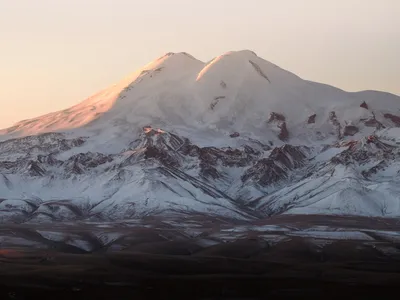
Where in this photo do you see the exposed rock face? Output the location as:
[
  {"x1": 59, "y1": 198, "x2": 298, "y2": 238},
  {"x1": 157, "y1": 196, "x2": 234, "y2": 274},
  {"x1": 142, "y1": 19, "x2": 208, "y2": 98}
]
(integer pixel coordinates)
[
  {"x1": 249, "y1": 60, "x2": 271, "y2": 83},
  {"x1": 267, "y1": 113, "x2": 288, "y2": 141},
  {"x1": 37, "y1": 154, "x2": 62, "y2": 166},
  {"x1": 210, "y1": 96, "x2": 225, "y2": 110},
  {"x1": 26, "y1": 161, "x2": 46, "y2": 177},
  {"x1": 329, "y1": 111, "x2": 342, "y2": 138},
  {"x1": 343, "y1": 125, "x2": 359, "y2": 136},
  {"x1": 364, "y1": 118, "x2": 383, "y2": 129},
  {"x1": 241, "y1": 145, "x2": 308, "y2": 186},
  {"x1": 278, "y1": 122, "x2": 289, "y2": 141},
  {"x1": 230, "y1": 132, "x2": 240, "y2": 138},
  {"x1": 66, "y1": 161, "x2": 84, "y2": 175},
  {"x1": 329, "y1": 112, "x2": 338, "y2": 123},
  {"x1": 198, "y1": 147, "x2": 250, "y2": 179},
  {"x1": 361, "y1": 160, "x2": 387, "y2": 179},
  {"x1": 67, "y1": 152, "x2": 113, "y2": 169},
  {"x1": 143, "y1": 126, "x2": 166, "y2": 137},
  {"x1": 2, "y1": 124, "x2": 400, "y2": 222},
  {"x1": 270, "y1": 145, "x2": 308, "y2": 169},
  {"x1": 0, "y1": 133, "x2": 86, "y2": 160},
  {"x1": 330, "y1": 136, "x2": 395, "y2": 166},
  {"x1": 307, "y1": 114, "x2": 316, "y2": 124},
  {"x1": 268, "y1": 112, "x2": 285, "y2": 123},
  {"x1": 361, "y1": 112, "x2": 384, "y2": 129},
  {"x1": 197, "y1": 147, "x2": 255, "y2": 169},
  {"x1": 144, "y1": 145, "x2": 180, "y2": 167},
  {"x1": 360, "y1": 101, "x2": 369, "y2": 109},
  {"x1": 384, "y1": 113, "x2": 400, "y2": 126},
  {"x1": 125, "y1": 131, "x2": 262, "y2": 183}
]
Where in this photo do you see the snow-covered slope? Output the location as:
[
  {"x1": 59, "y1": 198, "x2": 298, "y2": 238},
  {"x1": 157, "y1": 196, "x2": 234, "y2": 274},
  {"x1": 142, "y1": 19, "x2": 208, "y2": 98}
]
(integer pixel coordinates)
[{"x1": 1, "y1": 50, "x2": 400, "y2": 223}]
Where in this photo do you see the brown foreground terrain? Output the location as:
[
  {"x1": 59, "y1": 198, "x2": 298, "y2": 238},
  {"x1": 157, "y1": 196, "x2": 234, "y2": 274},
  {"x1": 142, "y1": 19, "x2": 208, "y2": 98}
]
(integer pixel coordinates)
[{"x1": 1, "y1": 214, "x2": 400, "y2": 299}]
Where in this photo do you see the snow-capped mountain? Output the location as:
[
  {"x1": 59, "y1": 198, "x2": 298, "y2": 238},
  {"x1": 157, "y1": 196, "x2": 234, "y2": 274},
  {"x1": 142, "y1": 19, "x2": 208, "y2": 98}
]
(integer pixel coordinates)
[{"x1": 1, "y1": 50, "x2": 400, "y2": 223}]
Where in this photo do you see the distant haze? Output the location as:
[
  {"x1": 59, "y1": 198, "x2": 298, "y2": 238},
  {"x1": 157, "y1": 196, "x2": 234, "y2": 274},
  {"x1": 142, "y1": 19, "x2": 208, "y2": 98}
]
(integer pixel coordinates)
[{"x1": 1, "y1": 0, "x2": 399, "y2": 128}]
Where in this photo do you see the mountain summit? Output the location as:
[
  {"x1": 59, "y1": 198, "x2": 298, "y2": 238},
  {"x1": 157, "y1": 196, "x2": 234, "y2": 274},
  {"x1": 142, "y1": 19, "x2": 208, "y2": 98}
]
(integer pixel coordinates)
[
  {"x1": 1, "y1": 50, "x2": 400, "y2": 223},
  {"x1": 3, "y1": 50, "x2": 399, "y2": 140}
]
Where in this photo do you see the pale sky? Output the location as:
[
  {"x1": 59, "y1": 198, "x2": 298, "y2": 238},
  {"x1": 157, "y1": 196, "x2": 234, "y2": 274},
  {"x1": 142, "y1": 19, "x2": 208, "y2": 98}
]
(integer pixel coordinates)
[{"x1": 0, "y1": 0, "x2": 399, "y2": 128}]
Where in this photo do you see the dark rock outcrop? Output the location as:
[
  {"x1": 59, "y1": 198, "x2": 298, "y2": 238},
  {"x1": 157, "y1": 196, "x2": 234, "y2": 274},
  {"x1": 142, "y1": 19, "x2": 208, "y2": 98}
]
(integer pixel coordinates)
[
  {"x1": 360, "y1": 101, "x2": 368, "y2": 109},
  {"x1": 329, "y1": 111, "x2": 342, "y2": 138},
  {"x1": 0, "y1": 133, "x2": 85, "y2": 159},
  {"x1": 329, "y1": 112, "x2": 339, "y2": 125},
  {"x1": 68, "y1": 152, "x2": 113, "y2": 169},
  {"x1": 66, "y1": 161, "x2": 84, "y2": 175},
  {"x1": 278, "y1": 122, "x2": 289, "y2": 141},
  {"x1": 343, "y1": 125, "x2": 359, "y2": 136},
  {"x1": 362, "y1": 112, "x2": 384, "y2": 129},
  {"x1": 63, "y1": 152, "x2": 114, "y2": 176},
  {"x1": 143, "y1": 127, "x2": 166, "y2": 137},
  {"x1": 37, "y1": 154, "x2": 62, "y2": 166},
  {"x1": 26, "y1": 161, "x2": 46, "y2": 177},
  {"x1": 267, "y1": 112, "x2": 289, "y2": 141},
  {"x1": 331, "y1": 137, "x2": 395, "y2": 166},
  {"x1": 144, "y1": 146, "x2": 180, "y2": 167},
  {"x1": 241, "y1": 145, "x2": 307, "y2": 186},
  {"x1": 268, "y1": 112, "x2": 285, "y2": 123},
  {"x1": 210, "y1": 96, "x2": 225, "y2": 110},
  {"x1": 248, "y1": 60, "x2": 271, "y2": 83},
  {"x1": 307, "y1": 114, "x2": 316, "y2": 124},
  {"x1": 361, "y1": 161, "x2": 387, "y2": 178},
  {"x1": 364, "y1": 118, "x2": 384, "y2": 129},
  {"x1": 384, "y1": 113, "x2": 400, "y2": 126}
]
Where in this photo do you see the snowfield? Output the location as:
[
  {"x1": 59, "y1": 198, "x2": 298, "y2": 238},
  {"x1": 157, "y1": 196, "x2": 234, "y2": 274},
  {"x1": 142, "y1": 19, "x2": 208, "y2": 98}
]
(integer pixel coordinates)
[{"x1": 0, "y1": 50, "x2": 400, "y2": 223}]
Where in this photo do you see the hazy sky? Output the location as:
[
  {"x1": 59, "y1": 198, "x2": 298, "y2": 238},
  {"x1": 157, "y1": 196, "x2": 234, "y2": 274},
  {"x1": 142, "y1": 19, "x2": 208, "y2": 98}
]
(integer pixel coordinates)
[{"x1": 1, "y1": 0, "x2": 399, "y2": 128}]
